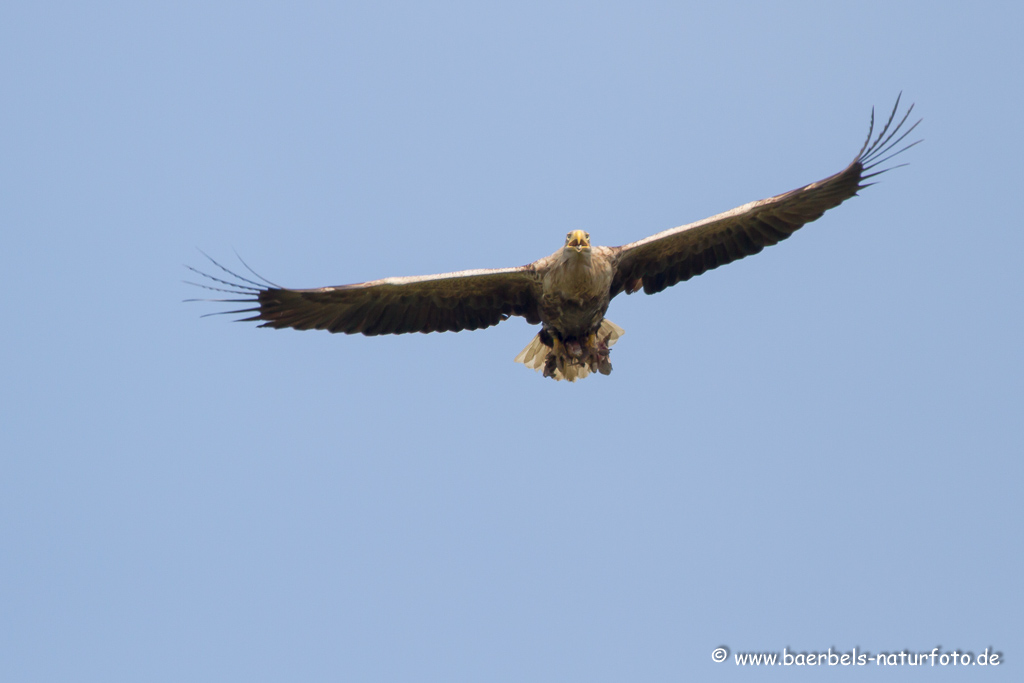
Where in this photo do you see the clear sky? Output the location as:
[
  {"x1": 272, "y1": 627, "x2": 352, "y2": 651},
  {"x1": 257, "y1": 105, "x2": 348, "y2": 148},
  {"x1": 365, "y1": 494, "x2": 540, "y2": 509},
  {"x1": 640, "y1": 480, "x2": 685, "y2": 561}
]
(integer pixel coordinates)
[{"x1": 3, "y1": 2, "x2": 1021, "y2": 681}]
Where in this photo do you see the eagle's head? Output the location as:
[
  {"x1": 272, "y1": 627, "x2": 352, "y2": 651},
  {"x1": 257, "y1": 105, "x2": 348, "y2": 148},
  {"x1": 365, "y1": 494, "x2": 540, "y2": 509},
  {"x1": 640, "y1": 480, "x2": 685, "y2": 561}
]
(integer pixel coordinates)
[{"x1": 564, "y1": 230, "x2": 591, "y2": 253}]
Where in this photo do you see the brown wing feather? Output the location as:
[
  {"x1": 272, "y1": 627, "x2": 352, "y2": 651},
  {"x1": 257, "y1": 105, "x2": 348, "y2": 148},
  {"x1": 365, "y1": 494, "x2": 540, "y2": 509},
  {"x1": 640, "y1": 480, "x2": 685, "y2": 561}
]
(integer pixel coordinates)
[
  {"x1": 188, "y1": 257, "x2": 544, "y2": 335},
  {"x1": 609, "y1": 96, "x2": 921, "y2": 297}
]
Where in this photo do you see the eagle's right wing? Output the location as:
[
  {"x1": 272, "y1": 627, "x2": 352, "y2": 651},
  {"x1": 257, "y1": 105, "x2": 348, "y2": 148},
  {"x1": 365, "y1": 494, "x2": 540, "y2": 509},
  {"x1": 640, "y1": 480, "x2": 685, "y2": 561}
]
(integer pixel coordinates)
[{"x1": 188, "y1": 256, "x2": 544, "y2": 335}]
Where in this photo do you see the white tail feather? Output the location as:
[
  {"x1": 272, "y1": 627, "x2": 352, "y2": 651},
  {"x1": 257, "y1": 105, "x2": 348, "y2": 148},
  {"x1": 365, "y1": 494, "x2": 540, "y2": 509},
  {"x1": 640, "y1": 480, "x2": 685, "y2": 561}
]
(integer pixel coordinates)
[{"x1": 514, "y1": 320, "x2": 624, "y2": 382}]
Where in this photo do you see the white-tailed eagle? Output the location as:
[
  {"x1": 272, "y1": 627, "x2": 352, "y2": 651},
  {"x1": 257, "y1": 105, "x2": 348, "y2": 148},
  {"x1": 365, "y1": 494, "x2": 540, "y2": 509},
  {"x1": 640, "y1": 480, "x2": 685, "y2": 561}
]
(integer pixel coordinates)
[{"x1": 189, "y1": 97, "x2": 920, "y2": 381}]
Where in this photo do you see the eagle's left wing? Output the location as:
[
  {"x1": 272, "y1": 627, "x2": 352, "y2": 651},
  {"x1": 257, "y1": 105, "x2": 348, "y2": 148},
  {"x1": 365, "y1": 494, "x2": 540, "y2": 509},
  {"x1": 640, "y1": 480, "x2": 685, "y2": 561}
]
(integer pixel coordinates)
[{"x1": 609, "y1": 97, "x2": 920, "y2": 297}]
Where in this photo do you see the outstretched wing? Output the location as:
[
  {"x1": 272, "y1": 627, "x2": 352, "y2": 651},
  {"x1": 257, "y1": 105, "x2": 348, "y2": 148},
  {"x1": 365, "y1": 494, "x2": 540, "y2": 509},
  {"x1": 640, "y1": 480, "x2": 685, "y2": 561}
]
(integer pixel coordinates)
[
  {"x1": 188, "y1": 256, "x2": 543, "y2": 335},
  {"x1": 609, "y1": 96, "x2": 921, "y2": 297}
]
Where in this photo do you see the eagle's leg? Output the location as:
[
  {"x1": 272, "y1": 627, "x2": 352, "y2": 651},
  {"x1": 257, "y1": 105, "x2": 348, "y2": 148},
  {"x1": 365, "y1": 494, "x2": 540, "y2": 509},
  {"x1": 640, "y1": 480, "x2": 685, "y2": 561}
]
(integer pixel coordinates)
[
  {"x1": 581, "y1": 333, "x2": 599, "y2": 372},
  {"x1": 538, "y1": 328, "x2": 555, "y2": 348},
  {"x1": 584, "y1": 331, "x2": 613, "y2": 376},
  {"x1": 543, "y1": 334, "x2": 564, "y2": 379},
  {"x1": 542, "y1": 331, "x2": 585, "y2": 379}
]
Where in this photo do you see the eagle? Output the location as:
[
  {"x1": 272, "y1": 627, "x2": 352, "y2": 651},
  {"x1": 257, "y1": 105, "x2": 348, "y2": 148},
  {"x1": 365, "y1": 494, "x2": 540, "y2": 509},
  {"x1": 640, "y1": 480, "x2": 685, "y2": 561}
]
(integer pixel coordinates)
[{"x1": 190, "y1": 97, "x2": 920, "y2": 381}]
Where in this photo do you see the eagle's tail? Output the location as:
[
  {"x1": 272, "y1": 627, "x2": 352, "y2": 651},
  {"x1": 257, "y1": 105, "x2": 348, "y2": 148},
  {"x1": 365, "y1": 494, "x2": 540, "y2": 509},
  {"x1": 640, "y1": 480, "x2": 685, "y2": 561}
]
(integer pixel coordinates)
[{"x1": 514, "y1": 319, "x2": 624, "y2": 382}]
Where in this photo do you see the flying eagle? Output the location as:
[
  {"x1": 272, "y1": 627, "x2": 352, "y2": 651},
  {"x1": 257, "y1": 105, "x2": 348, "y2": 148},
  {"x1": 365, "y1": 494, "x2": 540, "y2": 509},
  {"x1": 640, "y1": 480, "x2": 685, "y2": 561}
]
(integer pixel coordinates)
[{"x1": 190, "y1": 97, "x2": 920, "y2": 381}]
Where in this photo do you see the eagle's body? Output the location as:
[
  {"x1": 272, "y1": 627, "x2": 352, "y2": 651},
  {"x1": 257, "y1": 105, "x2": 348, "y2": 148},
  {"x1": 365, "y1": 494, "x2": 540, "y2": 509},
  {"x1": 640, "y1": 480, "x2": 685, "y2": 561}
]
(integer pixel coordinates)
[
  {"x1": 529, "y1": 240, "x2": 618, "y2": 380},
  {"x1": 190, "y1": 98, "x2": 920, "y2": 381},
  {"x1": 540, "y1": 243, "x2": 613, "y2": 335}
]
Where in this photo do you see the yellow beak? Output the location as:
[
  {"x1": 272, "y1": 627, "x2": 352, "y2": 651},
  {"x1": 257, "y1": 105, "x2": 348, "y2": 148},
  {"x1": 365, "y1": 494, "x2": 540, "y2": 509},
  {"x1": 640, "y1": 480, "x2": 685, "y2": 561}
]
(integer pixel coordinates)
[{"x1": 566, "y1": 230, "x2": 590, "y2": 251}]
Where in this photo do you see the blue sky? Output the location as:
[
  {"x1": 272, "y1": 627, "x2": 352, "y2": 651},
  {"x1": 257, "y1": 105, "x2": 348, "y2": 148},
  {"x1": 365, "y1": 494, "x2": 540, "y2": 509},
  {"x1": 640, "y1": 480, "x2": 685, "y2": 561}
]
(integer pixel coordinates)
[{"x1": 3, "y1": 2, "x2": 1021, "y2": 681}]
